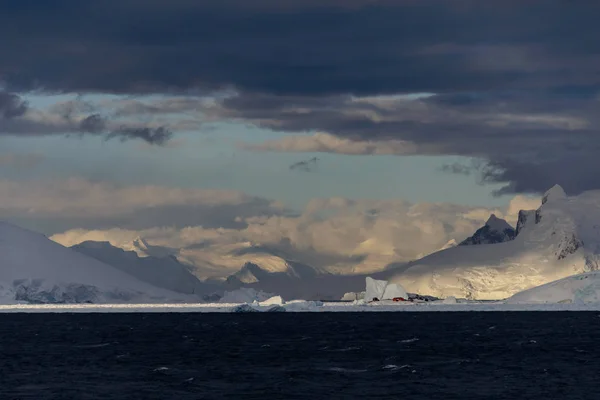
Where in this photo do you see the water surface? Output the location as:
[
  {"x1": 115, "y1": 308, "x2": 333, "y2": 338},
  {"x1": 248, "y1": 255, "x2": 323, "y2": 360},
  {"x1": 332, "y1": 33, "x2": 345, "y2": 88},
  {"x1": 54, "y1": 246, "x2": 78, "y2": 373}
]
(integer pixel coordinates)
[{"x1": 1, "y1": 312, "x2": 598, "y2": 399}]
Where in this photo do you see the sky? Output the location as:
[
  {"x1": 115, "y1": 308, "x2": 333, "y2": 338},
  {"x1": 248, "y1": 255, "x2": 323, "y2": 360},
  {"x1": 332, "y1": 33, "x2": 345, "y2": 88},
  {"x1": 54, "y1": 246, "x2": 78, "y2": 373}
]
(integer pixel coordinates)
[{"x1": 0, "y1": 1, "x2": 594, "y2": 274}]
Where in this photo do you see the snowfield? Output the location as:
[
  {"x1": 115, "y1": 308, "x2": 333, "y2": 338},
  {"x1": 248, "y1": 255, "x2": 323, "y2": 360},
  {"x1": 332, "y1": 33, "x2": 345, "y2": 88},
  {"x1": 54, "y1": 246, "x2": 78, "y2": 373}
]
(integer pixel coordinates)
[{"x1": 0, "y1": 222, "x2": 195, "y2": 304}]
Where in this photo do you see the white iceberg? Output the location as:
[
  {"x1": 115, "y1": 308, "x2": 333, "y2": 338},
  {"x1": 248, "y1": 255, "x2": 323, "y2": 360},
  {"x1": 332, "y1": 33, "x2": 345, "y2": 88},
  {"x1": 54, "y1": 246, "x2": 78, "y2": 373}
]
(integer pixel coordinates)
[
  {"x1": 261, "y1": 295, "x2": 284, "y2": 306},
  {"x1": 382, "y1": 283, "x2": 408, "y2": 300},
  {"x1": 365, "y1": 277, "x2": 408, "y2": 302}
]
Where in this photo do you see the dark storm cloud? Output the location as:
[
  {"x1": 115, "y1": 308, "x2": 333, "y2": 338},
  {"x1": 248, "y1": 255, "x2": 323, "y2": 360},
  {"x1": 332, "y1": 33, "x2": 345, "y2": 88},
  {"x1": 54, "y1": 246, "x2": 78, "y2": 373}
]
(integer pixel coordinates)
[
  {"x1": 1, "y1": 1, "x2": 600, "y2": 95},
  {"x1": 3, "y1": 1, "x2": 600, "y2": 193},
  {"x1": 0, "y1": 91, "x2": 28, "y2": 119},
  {"x1": 79, "y1": 114, "x2": 106, "y2": 133},
  {"x1": 0, "y1": 93, "x2": 171, "y2": 145},
  {"x1": 77, "y1": 113, "x2": 172, "y2": 145},
  {"x1": 203, "y1": 89, "x2": 600, "y2": 195}
]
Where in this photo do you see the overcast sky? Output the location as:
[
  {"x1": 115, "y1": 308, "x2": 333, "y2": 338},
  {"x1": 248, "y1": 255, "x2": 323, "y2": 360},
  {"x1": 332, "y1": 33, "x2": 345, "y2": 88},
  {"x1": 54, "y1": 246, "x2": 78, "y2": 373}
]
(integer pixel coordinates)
[{"x1": 0, "y1": 1, "x2": 590, "y2": 267}]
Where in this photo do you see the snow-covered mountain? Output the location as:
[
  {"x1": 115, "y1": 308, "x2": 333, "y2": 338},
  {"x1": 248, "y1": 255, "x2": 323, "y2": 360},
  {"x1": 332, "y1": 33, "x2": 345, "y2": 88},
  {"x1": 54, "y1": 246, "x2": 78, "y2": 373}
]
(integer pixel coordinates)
[
  {"x1": 223, "y1": 261, "x2": 365, "y2": 301},
  {"x1": 72, "y1": 241, "x2": 219, "y2": 297},
  {"x1": 0, "y1": 222, "x2": 193, "y2": 304},
  {"x1": 459, "y1": 214, "x2": 515, "y2": 246},
  {"x1": 375, "y1": 184, "x2": 600, "y2": 300},
  {"x1": 226, "y1": 259, "x2": 319, "y2": 285}
]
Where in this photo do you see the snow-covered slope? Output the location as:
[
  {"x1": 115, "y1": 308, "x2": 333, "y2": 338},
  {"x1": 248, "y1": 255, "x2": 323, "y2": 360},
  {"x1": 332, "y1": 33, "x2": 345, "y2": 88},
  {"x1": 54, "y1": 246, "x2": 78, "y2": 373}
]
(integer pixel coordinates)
[
  {"x1": 223, "y1": 261, "x2": 365, "y2": 301},
  {"x1": 72, "y1": 241, "x2": 219, "y2": 297},
  {"x1": 0, "y1": 222, "x2": 192, "y2": 304},
  {"x1": 376, "y1": 185, "x2": 600, "y2": 300},
  {"x1": 459, "y1": 214, "x2": 515, "y2": 246},
  {"x1": 226, "y1": 260, "x2": 319, "y2": 285},
  {"x1": 507, "y1": 271, "x2": 600, "y2": 304}
]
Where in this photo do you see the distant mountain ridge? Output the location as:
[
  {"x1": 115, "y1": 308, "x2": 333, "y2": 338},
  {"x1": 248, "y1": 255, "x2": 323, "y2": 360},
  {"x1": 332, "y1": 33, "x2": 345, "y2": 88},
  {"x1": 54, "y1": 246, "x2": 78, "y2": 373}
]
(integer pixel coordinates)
[{"x1": 72, "y1": 240, "x2": 218, "y2": 296}]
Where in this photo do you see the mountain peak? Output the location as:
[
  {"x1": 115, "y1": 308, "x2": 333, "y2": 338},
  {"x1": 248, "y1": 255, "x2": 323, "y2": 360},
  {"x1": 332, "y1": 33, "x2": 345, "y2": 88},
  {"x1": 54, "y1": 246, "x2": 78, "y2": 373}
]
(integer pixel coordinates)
[
  {"x1": 459, "y1": 214, "x2": 515, "y2": 246},
  {"x1": 132, "y1": 236, "x2": 150, "y2": 250},
  {"x1": 485, "y1": 214, "x2": 513, "y2": 232},
  {"x1": 542, "y1": 184, "x2": 567, "y2": 205}
]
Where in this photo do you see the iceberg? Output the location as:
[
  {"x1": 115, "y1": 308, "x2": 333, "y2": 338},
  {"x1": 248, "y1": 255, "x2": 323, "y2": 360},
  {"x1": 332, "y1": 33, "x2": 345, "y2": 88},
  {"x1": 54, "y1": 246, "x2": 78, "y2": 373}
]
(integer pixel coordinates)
[
  {"x1": 382, "y1": 283, "x2": 408, "y2": 300},
  {"x1": 365, "y1": 277, "x2": 408, "y2": 302},
  {"x1": 261, "y1": 295, "x2": 284, "y2": 306},
  {"x1": 365, "y1": 277, "x2": 388, "y2": 302}
]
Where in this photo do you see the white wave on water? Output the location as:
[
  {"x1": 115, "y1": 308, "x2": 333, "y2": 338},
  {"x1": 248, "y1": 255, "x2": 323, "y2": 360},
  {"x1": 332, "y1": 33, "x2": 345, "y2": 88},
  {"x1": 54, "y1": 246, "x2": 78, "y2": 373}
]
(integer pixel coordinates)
[{"x1": 399, "y1": 338, "x2": 419, "y2": 343}]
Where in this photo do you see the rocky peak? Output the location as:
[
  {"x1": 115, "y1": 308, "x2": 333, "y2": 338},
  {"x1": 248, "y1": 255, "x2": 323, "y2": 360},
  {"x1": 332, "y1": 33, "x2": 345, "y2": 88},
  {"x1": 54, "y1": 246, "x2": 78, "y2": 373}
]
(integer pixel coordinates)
[
  {"x1": 542, "y1": 184, "x2": 567, "y2": 205},
  {"x1": 555, "y1": 233, "x2": 583, "y2": 260},
  {"x1": 485, "y1": 214, "x2": 513, "y2": 232},
  {"x1": 459, "y1": 214, "x2": 516, "y2": 246}
]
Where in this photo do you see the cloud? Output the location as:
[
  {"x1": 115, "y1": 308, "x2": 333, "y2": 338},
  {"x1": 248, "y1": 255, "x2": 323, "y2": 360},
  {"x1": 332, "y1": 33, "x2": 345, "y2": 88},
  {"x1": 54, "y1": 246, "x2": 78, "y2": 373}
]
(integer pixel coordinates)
[
  {"x1": 506, "y1": 195, "x2": 541, "y2": 219},
  {"x1": 108, "y1": 126, "x2": 173, "y2": 145},
  {"x1": 0, "y1": 178, "x2": 286, "y2": 233},
  {"x1": 1, "y1": 2, "x2": 600, "y2": 95},
  {"x1": 49, "y1": 189, "x2": 539, "y2": 277},
  {"x1": 78, "y1": 114, "x2": 106, "y2": 133},
  {"x1": 0, "y1": 153, "x2": 44, "y2": 169},
  {"x1": 289, "y1": 157, "x2": 319, "y2": 172},
  {"x1": 242, "y1": 132, "x2": 421, "y2": 155},
  {"x1": 0, "y1": 92, "x2": 173, "y2": 145},
  {"x1": 439, "y1": 162, "x2": 474, "y2": 176},
  {"x1": 205, "y1": 90, "x2": 600, "y2": 195},
  {"x1": 0, "y1": 91, "x2": 28, "y2": 118},
  {"x1": 3, "y1": 2, "x2": 600, "y2": 192},
  {"x1": 92, "y1": 90, "x2": 600, "y2": 194}
]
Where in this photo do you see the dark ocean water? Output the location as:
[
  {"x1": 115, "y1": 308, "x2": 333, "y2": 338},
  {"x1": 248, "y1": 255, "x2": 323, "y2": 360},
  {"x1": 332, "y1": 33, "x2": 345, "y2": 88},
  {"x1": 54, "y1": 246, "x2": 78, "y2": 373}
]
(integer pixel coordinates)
[{"x1": 1, "y1": 312, "x2": 599, "y2": 399}]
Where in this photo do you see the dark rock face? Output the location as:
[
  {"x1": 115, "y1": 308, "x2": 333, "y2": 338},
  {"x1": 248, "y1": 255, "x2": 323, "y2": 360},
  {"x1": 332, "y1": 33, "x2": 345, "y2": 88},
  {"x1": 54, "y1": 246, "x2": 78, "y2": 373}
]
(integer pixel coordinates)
[
  {"x1": 516, "y1": 210, "x2": 535, "y2": 237},
  {"x1": 459, "y1": 215, "x2": 516, "y2": 246},
  {"x1": 460, "y1": 225, "x2": 516, "y2": 246},
  {"x1": 14, "y1": 282, "x2": 101, "y2": 304},
  {"x1": 555, "y1": 234, "x2": 584, "y2": 260}
]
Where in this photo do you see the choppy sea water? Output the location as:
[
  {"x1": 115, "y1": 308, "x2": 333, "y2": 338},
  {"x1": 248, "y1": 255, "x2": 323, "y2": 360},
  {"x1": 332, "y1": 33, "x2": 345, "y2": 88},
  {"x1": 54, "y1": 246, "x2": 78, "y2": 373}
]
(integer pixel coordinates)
[{"x1": 1, "y1": 312, "x2": 599, "y2": 399}]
